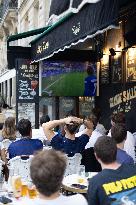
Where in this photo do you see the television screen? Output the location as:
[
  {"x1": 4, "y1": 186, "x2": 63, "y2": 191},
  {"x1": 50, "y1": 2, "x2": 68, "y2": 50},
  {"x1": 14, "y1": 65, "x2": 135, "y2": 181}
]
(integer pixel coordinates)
[{"x1": 41, "y1": 60, "x2": 97, "y2": 96}]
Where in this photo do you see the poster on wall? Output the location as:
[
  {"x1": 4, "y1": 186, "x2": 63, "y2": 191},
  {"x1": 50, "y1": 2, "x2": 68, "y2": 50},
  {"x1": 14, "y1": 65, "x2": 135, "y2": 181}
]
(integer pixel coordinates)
[
  {"x1": 59, "y1": 97, "x2": 76, "y2": 118},
  {"x1": 16, "y1": 58, "x2": 39, "y2": 128},
  {"x1": 126, "y1": 47, "x2": 136, "y2": 82},
  {"x1": 18, "y1": 103, "x2": 35, "y2": 128}
]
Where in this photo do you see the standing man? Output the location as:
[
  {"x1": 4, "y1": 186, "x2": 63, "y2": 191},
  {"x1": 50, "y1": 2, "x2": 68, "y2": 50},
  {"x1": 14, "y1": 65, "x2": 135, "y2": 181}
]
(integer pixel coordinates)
[
  {"x1": 88, "y1": 136, "x2": 136, "y2": 205},
  {"x1": 84, "y1": 65, "x2": 97, "y2": 96}
]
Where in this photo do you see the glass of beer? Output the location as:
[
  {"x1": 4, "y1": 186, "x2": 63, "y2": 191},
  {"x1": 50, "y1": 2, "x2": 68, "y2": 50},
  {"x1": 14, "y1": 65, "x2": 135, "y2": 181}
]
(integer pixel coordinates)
[
  {"x1": 21, "y1": 182, "x2": 28, "y2": 197},
  {"x1": 28, "y1": 182, "x2": 37, "y2": 199}
]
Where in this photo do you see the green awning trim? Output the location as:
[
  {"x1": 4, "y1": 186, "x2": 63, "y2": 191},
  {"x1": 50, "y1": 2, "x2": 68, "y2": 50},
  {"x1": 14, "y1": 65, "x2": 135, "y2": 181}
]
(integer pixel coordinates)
[
  {"x1": 30, "y1": 12, "x2": 73, "y2": 45},
  {"x1": 7, "y1": 26, "x2": 50, "y2": 43}
]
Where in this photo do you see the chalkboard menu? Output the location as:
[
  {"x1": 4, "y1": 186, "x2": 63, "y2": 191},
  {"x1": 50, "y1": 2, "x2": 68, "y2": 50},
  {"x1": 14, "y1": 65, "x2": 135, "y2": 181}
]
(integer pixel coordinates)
[
  {"x1": 111, "y1": 55, "x2": 122, "y2": 83},
  {"x1": 16, "y1": 59, "x2": 39, "y2": 101},
  {"x1": 100, "y1": 56, "x2": 109, "y2": 84},
  {"x1": 126, "y1": 48, "x2": 136, "y2": 82},
  {"x1": 16, "y1": 58, "x2": 39, "y2": 128}
]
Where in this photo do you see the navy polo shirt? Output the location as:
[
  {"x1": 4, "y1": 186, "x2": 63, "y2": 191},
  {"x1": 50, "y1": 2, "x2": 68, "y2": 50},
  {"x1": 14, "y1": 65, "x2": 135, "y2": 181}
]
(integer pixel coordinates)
[
  {"x1": 8, "y1": 138, "x2": 43, "y2": 159},
  {"x1": 51, "y1": 134, "x2": 89, "y2": 156}
]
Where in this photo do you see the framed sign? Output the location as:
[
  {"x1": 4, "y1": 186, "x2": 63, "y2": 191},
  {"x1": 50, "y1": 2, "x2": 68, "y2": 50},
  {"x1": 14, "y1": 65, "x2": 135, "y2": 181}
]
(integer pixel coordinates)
[
  {"x1": 100, "y1": 55, "x2": 110, "y2": 84},
  {"x1": 111, "y1": 54, "x2": 122, "y2": 83},
  {"x1": 126, "y1": 47, "x2": 136, "y2": 82}
]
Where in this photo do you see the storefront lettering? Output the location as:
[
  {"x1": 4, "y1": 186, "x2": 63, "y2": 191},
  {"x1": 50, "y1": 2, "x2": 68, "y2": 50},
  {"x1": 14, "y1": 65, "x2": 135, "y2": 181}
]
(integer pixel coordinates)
[
  {"x1": 37, "y1": 41, "x2": 49, "y2": 54},
  {"x1": 109, "y1": 86, "x2": 136, "y2": 109}
]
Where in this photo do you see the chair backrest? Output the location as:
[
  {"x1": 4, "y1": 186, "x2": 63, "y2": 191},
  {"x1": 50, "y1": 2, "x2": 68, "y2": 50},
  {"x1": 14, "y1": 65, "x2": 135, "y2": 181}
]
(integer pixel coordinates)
[
  {"x1": 8, "y1": 155, "x2": 33, "y2": 182},
  {"x1": 65, "y1": 153, "x2": 82, "y2": 176},
  {"x1": 1, "y1": 139, "x2": 12, "y2": 150},
  {"x1": 81, "y1": 148, "x2": 102, "y2": 172}
]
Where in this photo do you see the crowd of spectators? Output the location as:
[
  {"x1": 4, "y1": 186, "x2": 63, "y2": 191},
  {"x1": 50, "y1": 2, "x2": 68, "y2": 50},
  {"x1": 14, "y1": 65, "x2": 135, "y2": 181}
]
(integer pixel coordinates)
[{"x1": 0, "y1": 110, "x2": 135, "y2": 205}]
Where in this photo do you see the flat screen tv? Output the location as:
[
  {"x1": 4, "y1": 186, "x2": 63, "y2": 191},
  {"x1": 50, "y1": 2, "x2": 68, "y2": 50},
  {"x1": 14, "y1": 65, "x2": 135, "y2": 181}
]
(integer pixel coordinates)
[{"x1": 41, "y1": 60, "x2": 97, "y2": 97}]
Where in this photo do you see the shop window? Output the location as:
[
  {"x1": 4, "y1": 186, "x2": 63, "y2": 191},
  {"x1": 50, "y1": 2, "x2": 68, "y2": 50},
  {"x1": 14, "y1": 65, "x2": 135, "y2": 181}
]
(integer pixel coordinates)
[
  {"x1": 39, "y1": 97, "x2": 56, "y2": 120},
  {"x1": 79, "y1": 97, "x2": 94, "y2": 118}
]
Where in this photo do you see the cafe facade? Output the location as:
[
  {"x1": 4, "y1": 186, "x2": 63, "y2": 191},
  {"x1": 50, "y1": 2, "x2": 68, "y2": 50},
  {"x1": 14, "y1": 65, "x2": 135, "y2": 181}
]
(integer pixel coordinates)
[{"x1": 7, "y1": 0, "x2": 136, "y2": 132}]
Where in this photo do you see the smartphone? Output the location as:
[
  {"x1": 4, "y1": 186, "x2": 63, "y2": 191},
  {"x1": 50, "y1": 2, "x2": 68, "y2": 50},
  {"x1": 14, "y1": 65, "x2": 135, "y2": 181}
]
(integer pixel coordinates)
[
  {"x1": 71, "y1": 183, "x2": 87, "y2": 189},
  {"x1": 0, "y1": 196, "x2": 12, "y2": 204}
]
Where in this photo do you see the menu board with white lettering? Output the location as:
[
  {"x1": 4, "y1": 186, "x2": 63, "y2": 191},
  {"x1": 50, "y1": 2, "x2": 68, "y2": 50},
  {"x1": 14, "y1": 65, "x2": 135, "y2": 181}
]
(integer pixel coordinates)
[
  {"x1": 16, "y1": 58, "x2": 39, "y2": 128},
  {"x1": 126, "y1": 48, "x2": 136, "y2": 82},
  {"x1": 16, "y1": 59, "x2": 39, "y2": 101}
]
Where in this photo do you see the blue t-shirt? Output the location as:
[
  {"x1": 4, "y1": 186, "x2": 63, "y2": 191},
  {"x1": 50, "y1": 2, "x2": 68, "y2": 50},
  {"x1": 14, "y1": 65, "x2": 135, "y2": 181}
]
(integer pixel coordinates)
[
  {"x1": 51, "y1": 134, "x2": 89, "y2": 156},
  {"x1": 8, "y1": 138, "x2": 43, "y2": 159},
  {"x1": 84, "y1": 75, "x2": 97, "y2": 96},
  {"x1": 116, "y1": 148, "x2": 134, "y2": 165}
]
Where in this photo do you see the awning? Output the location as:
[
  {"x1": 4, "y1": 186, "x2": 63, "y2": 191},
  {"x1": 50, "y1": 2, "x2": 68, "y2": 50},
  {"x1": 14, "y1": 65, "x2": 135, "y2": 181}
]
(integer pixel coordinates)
[
  {"x1": 0, "y1": 69, "x2": 16, "y2": 83},
  {"x1": 49, "y1": 0, "x2": 101, "y2": 23},
  {"x1": 31, "y1": 0, "x2": 119, "y2": 62},
  {"x1": 7, "y1": 26, "x2": 49, "y2": 44}
]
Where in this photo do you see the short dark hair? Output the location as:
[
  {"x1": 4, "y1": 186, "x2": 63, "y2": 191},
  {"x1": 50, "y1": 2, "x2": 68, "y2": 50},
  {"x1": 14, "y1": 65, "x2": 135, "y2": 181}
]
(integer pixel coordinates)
[
  {"x1": 111, "y1": 124, "x2": 127, "y2": 144},
  {"x1": 87, "y1": 66, "x2": 94, "y2": 75},
  {"x1": 17, "y1": 119, "x2": 31, "y2": 136},
  {"x1": 111, "y1": 112, "x2": 126, "y2": 124},
  {"x1": 30, "y1": 149, "x2": 66, "y2": 197},
  {"x1": 40, "y1": 115, "x2": 50, "y2": 126},
  {"x1": 94, "y1": 136, "x2": 117, "y2": 164},
  {"x1": 65, "y1": 122, "x2": 79, "y2": 134}
]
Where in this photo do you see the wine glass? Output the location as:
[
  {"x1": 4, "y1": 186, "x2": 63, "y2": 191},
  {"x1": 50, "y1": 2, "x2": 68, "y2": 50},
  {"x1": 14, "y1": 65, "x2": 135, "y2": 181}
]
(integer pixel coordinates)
[{"x1": 30, "y1": 80, "x2": 38, "y2": 96}]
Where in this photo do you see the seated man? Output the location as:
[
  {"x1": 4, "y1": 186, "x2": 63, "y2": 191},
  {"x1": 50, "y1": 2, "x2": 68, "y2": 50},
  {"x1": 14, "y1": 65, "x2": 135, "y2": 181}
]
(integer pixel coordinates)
[
  {"x1": 15, "y1": 149, "x2": 88, "y2": 205},
  {"x1": 43, "y1": 116, "x2": 93, "y2": 156},
  {"x1": 88, "y1": 136, "x2": 136, "y2": 205},
  {"x1": 8, "y1": 119, "x2": 43, "y2": 159},
  {"x1": 111, "y1": 123, "x2": 134, "y2": 165}
]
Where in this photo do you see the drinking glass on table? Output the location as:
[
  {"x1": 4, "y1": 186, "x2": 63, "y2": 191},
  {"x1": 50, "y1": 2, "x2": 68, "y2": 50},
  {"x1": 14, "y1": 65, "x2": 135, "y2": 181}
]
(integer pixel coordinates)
[
  {"x1": 21, "y1": 180, "x2": 28, "y2": 197},
  {"x1": 28, "y1": 182, "x2": 37, "y2": 199},
  {"x1": 78, "y1": 165, "x2": 85, "y2": 177}
]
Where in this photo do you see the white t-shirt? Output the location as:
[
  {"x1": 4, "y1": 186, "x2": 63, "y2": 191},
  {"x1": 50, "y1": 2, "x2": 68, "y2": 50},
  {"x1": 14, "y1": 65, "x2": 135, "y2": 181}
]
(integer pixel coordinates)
[
  {"x1": 108, "y1": 130, "x2": 136, "y2": 162},
  {"x1": 14, "y1": 194, "x2": 88, "y2": 205},
  {"x1": 85, "y1": 129, "x2": 102, "y2": 149}
]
